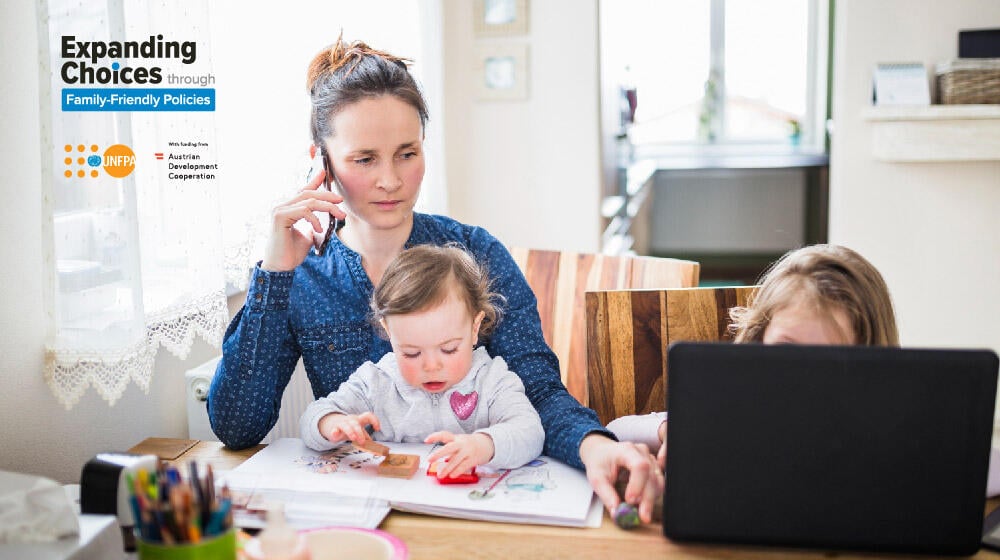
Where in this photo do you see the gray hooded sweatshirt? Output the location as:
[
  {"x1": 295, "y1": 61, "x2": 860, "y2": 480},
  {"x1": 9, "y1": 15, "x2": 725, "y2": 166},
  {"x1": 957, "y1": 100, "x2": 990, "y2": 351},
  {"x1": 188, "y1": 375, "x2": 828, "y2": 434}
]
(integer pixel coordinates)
[{"x1": 300, "y1": 347, "x2": 544, "y2": 469}]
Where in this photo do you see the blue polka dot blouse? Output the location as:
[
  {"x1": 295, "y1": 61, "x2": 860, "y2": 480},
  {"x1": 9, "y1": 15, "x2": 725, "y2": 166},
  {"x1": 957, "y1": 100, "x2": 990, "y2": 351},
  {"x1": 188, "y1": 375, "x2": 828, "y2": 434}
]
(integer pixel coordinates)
[{"x1": 206, "y1": 213, "x2": 612, "y2": 468}]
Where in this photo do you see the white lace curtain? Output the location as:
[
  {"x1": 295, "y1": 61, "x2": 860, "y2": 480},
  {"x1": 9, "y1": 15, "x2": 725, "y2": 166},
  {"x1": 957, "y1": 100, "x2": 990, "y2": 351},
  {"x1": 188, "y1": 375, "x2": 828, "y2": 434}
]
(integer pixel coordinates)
[{"x1": 40, "y1": 0, "x2": 230, "y2": 408}]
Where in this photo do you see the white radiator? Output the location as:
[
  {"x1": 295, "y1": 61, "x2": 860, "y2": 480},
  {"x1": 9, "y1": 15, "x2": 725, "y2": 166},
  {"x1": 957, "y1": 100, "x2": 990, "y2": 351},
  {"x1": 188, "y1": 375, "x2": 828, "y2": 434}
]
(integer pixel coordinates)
[{"x1": 185, "y1": 356, "x2": 314, "y2": 443}]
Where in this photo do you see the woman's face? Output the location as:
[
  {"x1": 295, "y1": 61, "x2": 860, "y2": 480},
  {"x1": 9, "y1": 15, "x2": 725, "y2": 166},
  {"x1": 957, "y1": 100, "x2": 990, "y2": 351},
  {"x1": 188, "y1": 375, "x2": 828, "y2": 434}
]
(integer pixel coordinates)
[
  {"x1": 323, "y1": 95, "x2": 425, "y2": 233},
  {"x1": 762, "y1": 299, "x2": 855, "y2": 345}
]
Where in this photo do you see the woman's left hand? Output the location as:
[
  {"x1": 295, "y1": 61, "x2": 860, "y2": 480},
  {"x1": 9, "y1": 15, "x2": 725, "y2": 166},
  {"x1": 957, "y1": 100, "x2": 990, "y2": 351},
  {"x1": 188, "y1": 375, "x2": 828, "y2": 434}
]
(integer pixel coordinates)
[
  {"x1": 579, "y1": 434, "x2": 664, "y2": 523},
  {"x1": 657, "y1": 420, "x2": 668, "y2": 471},
  {"x1": 425, "y1": 431, "x2": 495, "y2": 478}
]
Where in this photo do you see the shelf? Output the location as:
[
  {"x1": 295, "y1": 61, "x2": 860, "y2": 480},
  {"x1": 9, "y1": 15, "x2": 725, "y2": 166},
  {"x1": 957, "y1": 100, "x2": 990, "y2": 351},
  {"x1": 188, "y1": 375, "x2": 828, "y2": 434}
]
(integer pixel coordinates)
[
  {"x1": 654, "y1": 151, "x2": 828, "y2": 171},
  {"x1": 864, "y1": 105, "x2": 1000, "y2": 162},
  {"x1": 865, "y1": 104, "x2": 1000, "y2": 121}
]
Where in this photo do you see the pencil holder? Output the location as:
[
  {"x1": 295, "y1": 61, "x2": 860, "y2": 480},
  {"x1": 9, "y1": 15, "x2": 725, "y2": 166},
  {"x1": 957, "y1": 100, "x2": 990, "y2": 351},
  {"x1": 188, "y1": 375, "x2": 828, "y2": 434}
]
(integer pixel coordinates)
[{"x1": 135, "y1": 528, "x2": 236, "y2": 560}]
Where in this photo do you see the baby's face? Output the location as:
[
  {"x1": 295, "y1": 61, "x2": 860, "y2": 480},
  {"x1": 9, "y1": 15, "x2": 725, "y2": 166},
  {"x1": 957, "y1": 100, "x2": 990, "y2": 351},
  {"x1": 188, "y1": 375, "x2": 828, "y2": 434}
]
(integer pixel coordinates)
[
  {"x1": 762, "y1": 300, "x2": 855, "y2": 345},
  {"x1": 383, "y1": 294, "x2": 483, "y2": 394}
]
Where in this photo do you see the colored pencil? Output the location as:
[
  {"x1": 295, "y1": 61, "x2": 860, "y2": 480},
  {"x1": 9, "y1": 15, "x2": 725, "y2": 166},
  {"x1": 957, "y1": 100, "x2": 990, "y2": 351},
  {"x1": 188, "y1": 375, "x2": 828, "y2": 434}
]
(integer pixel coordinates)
[{"x1": 126, "y1": 461, "x2": 231, "y2": 545}]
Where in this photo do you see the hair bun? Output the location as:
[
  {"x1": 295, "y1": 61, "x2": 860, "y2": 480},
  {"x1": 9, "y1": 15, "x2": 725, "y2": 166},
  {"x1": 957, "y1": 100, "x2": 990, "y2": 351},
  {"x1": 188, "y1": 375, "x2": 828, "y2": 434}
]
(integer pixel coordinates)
[{"x1": 306, "y1": 32, "x2": 411, "y2": 93}]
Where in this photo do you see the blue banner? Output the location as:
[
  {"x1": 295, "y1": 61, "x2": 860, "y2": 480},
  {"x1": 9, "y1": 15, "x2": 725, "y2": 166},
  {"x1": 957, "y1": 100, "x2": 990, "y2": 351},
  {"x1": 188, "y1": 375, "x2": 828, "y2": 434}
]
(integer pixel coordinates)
[{"x1": 62, "y1": 88, "x2": 215, "y2": 111}]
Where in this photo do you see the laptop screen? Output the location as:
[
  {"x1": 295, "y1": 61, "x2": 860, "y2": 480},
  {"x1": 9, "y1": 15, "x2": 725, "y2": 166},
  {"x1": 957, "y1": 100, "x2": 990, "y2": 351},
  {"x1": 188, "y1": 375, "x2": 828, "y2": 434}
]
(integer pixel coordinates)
[{"x1": 663, "y1": 342, "x2": 999, "y2": 555}]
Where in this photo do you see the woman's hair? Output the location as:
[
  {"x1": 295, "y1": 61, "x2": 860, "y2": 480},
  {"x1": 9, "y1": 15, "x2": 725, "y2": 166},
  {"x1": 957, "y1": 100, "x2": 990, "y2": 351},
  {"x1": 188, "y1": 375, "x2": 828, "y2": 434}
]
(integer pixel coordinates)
[
  {"x1": 729, "y1": 244, "x2": 899, "y2": 346},
  {"x1": 371, "y1": 244, "x2": 504, "y2": 341},
  {"x1": 306, "y1": 33, "x2": 429, "y2": 146}
]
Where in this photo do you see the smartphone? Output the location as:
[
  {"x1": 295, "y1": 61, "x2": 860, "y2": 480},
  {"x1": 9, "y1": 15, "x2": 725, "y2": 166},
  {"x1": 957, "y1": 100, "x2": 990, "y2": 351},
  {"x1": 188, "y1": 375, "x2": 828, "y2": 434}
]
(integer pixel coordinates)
[{"x1": 294, "y1": 147, "x2": 336, "y2": 255}]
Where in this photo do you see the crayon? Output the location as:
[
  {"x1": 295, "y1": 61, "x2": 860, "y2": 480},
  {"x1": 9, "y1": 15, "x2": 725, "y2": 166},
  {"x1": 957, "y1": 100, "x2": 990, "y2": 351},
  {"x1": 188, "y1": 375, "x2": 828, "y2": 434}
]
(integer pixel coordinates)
[
  {"x1": 166, "y1": 465, "x2": 181, "y2": 486},
  {"x1": 205, "y1": 498, "x2": 231, "y2": 536},
  {"x1": 136, "y1": 469, "x2": 149, "y2": 496},
  {"x1": 205, "y1": 463, "x2": 215, "y2": 508},
  {"x1": 221, "y1": 485, "x2": 233, "y2": 527},
  {"x1": 155, "y1": 508, "x2": 175, "y2": 545},
  {"x1": 201, "y1": 464, "x2": 214, "y2": 527},
  {"x1": 188, "y1": 522, "x2": 201, "y2": 544},
  {"x1": 129, "y1": 495, "x2": 144, "y2": 540},
  {"x1": 188, "y1": 460, "x2": 204, "y2": 527},
  {"x1": 170, "y1": 485, "x2": 188, "y2": 542}
]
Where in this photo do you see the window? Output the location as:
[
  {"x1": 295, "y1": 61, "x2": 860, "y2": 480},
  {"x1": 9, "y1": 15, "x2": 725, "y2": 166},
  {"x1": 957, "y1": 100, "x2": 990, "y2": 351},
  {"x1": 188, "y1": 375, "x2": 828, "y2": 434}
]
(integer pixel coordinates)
[{"x1": 601, "y1": 0, "x2": 829, "y2": 153}]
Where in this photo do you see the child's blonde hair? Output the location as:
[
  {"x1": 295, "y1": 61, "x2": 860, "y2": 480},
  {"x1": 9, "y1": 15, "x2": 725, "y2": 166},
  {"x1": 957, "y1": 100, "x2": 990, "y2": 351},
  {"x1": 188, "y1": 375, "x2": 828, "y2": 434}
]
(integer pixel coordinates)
[
  {"x1": 371, "y1": 244, "x2": 503, "y2": 341},
  {"x1": 729, "y1": 244, "x2": 899, "y2": 346}
]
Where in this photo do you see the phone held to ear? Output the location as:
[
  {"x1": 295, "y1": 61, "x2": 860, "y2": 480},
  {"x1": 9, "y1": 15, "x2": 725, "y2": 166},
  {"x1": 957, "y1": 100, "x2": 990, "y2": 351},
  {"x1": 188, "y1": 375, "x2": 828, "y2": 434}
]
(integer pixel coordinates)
[{"x1": 292, "y1": 150, "x2": 335, "y2": 256}]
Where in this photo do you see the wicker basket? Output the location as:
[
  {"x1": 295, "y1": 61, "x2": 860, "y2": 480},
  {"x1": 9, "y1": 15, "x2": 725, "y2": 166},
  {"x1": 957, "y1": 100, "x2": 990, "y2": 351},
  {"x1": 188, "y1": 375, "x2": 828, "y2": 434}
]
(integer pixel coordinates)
[{"x1": 936, "y1": 58, "x2": 1000, "y2": 104}]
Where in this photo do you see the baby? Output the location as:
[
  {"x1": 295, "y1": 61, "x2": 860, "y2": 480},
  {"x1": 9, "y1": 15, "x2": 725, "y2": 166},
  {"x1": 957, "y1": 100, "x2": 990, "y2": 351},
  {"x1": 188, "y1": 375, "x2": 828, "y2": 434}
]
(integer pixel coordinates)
[{"x1": 300, "y1": 244, "x2": 544, "y2": 478}]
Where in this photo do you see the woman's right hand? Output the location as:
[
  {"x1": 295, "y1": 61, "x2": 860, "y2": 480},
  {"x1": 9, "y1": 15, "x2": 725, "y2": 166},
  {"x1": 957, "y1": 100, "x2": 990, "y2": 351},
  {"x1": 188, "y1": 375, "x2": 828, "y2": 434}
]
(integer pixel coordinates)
[{"x1": 260, "y1": 156, "x2": 346, "y2": 271}]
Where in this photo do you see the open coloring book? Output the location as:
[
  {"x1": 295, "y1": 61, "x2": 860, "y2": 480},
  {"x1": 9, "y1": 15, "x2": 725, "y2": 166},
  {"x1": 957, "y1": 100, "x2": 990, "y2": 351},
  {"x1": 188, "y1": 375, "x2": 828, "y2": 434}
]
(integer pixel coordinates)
[{"x1": 221, "y1": 438, "x2": 601, "y2": 528}]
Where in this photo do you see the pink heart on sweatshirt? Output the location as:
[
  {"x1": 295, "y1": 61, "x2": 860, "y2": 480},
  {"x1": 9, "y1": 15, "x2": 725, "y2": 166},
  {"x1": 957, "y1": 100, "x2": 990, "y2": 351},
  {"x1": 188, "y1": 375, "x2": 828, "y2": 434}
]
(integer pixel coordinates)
[{"x1": 450, "y1": 390, "x2": 479, "y2": 421}]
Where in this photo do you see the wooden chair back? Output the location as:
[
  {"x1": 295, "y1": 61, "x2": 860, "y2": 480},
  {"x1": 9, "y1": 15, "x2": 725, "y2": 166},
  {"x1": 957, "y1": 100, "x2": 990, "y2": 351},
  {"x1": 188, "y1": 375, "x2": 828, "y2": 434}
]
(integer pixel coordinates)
[
  {"x1": 585, "y1": 286, "x2": 757, "y2": 425},
  {"x1": 509, "y1": 248, "x2": 699, "y2": 405}
]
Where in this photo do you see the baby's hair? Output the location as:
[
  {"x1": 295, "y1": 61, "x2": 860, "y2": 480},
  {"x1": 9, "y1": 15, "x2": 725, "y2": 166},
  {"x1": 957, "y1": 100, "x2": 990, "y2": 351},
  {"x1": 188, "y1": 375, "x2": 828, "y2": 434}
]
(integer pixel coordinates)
[
  {"x1": 729, "y1": 244, "x2": 899, "y2": 346},
  {"x1": 306, "y1": 32, "x2": 429, "y2": 147},
  {"x1": 371, "y1": 244, "x2": 504, "y2": 342}
]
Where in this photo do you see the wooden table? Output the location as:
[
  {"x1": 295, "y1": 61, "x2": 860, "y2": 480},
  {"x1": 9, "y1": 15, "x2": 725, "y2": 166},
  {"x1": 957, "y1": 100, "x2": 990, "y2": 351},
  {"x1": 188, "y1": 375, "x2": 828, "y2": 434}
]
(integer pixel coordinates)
[{"x1": 131, "y1": 438, "x2": 1000, "y2": 560}]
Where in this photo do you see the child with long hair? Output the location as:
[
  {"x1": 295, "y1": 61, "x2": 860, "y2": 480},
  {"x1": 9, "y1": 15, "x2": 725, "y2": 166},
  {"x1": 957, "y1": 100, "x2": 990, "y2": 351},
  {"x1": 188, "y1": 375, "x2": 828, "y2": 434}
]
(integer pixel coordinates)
[{"x1": 608, "y1": 244, "x2": 899, "y2": 464}]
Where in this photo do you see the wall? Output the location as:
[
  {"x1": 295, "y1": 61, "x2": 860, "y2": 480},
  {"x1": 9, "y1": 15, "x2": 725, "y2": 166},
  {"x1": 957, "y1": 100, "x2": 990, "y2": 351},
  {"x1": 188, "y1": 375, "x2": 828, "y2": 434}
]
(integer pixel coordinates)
[
  {"x1": 830, "y1": 0, "x2": 1000, "y2": 352},
  {"x1": 441, "y1": 0, "x2": 602, "y2": 253}
]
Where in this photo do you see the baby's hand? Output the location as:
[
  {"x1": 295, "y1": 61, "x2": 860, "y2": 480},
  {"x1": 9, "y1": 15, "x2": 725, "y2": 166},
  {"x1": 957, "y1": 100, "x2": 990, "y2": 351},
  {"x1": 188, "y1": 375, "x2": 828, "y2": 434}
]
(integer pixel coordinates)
[
  {"x1": 319, "y1": 412, "x2": 381, "y2": 445},
  {"x1": 425, "y1": 431, "x2": 495, "y2": 478}
]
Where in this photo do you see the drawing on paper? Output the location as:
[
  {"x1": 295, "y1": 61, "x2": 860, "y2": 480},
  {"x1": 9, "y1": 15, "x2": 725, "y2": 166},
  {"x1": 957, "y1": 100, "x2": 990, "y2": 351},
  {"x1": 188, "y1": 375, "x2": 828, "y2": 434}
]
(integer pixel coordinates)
[
  {"x1": 293, "y1": 445, "x2": 373, "y2": 473},
  {"x1": 502, "y1": 467, "x2": 557, "y2": 501}
]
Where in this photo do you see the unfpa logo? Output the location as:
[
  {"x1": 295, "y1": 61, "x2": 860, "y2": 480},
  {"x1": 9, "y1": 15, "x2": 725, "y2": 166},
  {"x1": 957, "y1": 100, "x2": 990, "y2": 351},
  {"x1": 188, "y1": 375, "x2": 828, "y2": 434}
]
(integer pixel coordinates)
[{"x1": 63, "y1": 143, "x2": 135, "y2": 178}]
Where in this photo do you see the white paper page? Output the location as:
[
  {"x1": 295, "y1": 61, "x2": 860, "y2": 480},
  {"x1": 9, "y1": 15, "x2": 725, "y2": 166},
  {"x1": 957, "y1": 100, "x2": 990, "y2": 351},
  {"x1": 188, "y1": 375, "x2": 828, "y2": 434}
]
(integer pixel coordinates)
[
  {"x1": 229, "y1": 488, "x2": 390, "y2": 530},
  {"x1": 584, "y1": 495, "x2": 604, "y2": 528},
  {"x1": 226, "y1": 438, "x2": 595, "y2": 527},
  {"x1": 219, "y1": 439, "x2": 392, "y2": 529},
  {"x1": 225, "y1": 438, "x2": 396, "y2": 497},
  {"x1": 388, "y1": 455, "x2": 594, "y2": 524}
]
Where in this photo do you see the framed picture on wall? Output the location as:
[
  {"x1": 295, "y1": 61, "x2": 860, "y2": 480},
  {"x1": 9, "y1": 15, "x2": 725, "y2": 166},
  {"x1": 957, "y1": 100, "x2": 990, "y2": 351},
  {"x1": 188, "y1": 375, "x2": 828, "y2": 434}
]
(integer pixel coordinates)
[
  {"x1": 475, "y1": 43, "x2": 529, "y2": 101},
  {"x1": 474, "y1": 0, "x2": 529, "y2": 37}
]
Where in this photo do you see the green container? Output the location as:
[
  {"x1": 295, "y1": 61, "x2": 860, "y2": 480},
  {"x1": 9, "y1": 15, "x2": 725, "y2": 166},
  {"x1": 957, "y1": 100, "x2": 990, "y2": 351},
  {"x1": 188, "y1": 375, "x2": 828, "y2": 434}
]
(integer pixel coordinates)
[{"x1": 136, "y1": 529, "x2": 236, "y2": 560}]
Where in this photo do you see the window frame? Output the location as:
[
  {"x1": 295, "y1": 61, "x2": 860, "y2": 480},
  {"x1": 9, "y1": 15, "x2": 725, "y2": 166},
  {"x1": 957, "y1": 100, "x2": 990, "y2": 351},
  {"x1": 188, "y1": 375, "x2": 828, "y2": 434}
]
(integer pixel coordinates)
[{"x1": 607, "y1": 0, "x2": 831, "y2": 158}]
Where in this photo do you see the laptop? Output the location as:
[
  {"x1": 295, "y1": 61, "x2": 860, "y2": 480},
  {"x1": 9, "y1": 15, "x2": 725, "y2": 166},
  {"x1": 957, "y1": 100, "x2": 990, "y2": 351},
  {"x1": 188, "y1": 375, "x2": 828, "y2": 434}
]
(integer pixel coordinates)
[{"x1": 663, "y1": 342, "x2": 999, "y2": 556}]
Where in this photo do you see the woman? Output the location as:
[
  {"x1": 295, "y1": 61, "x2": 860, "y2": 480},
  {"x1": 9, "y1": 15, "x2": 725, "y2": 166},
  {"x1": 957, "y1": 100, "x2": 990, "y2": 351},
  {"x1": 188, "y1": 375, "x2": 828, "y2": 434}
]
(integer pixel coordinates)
[{"x1": 207, "y1": 36, "x2": 661, "y2": 522}]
